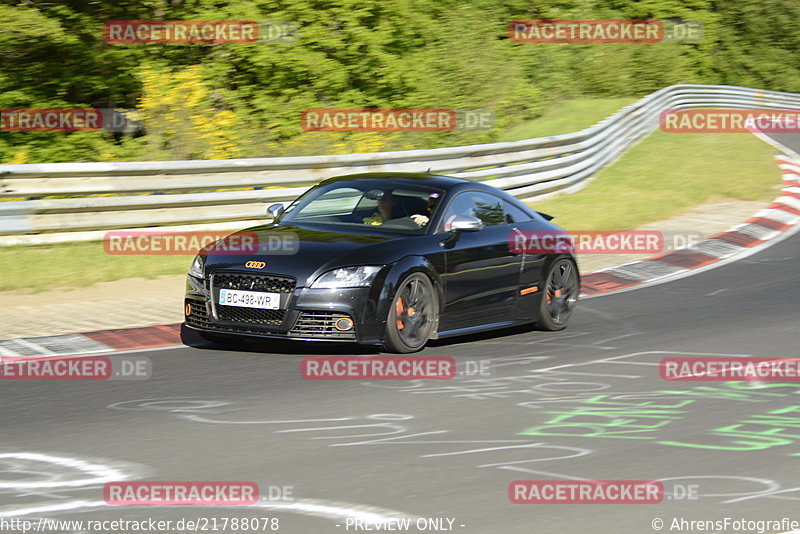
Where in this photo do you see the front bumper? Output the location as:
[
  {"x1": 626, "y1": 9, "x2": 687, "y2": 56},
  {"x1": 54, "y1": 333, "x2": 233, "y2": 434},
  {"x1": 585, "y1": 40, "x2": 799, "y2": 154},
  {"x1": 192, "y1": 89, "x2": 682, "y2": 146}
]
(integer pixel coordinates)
[{"x1": 183, "y1": 270, "x2": 386, "y2": 345}]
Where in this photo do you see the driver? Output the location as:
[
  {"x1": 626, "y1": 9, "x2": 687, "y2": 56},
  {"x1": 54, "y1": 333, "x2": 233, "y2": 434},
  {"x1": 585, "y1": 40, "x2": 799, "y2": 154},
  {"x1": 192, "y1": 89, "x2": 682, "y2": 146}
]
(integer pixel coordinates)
[{"x1": 363, "y1": 190, "x2": 430, "y2": 227}]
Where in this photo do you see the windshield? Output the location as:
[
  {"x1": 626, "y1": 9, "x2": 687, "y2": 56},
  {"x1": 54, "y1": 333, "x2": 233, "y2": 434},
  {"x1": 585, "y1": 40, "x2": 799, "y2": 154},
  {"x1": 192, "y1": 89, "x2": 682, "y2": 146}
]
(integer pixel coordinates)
[{"x1": 280, "y1": 182, "x2": 444, "y2": 235}]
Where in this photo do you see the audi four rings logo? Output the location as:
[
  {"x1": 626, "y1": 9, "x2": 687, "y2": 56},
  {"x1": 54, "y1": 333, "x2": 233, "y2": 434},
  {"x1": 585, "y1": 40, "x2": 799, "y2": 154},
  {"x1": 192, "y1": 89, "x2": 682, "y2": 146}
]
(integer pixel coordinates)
[{"x1": 245, "y1": 261, "x2": 266, "y2": 269}]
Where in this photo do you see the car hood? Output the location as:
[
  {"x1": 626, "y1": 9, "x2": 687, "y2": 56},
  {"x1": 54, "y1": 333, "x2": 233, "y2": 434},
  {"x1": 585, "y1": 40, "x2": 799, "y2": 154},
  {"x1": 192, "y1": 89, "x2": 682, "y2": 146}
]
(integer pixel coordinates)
[{"x1": 204, "y1": 223, "x2": 404, "y2": 287}]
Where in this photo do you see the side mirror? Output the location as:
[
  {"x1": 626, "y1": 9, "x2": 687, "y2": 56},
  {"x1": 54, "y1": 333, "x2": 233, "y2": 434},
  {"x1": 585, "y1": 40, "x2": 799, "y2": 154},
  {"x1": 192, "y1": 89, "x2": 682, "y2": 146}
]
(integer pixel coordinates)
[
  {"x1": 448, "y1": 215, "x2": 484, "y2": 232},
  {"x1": 440, "y1": 215, "x2": 484, "y2": 249},
  {"x1": 267, "y1": 203, "x2": 285, "y2": 220}
]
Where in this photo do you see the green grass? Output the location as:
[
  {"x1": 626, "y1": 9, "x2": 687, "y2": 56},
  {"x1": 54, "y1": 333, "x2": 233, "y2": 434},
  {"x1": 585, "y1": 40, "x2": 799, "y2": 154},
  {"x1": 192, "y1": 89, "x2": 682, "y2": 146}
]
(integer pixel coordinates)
[
  {"x1": 499, "y1": 97, "x2": 638, "y2": 141},
  {"x1": 0, "y1": 98, "x2": 782, "y2": 293},
  {"x1": 526, "y1": 130, "x2": 781, "y2": 230},
  {"x1": 0, "y1": 241, "x2": 192, "y2": 293}
]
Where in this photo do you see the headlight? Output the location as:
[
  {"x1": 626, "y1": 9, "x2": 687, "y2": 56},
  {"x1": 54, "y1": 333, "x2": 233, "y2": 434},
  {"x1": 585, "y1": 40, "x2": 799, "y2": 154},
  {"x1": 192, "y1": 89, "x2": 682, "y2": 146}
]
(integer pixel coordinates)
[
  {"x1": 311, "y1": 266, "x2": 382, "y2": 289},
  {"x1": 188, "y1": 254, "x2": 205, "y2": 278}
]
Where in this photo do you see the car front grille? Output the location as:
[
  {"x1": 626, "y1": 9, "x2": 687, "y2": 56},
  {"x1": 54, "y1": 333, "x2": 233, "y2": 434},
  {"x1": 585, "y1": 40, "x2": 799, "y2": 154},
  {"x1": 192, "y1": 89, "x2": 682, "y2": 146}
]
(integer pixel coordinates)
[
  {"x1": 185, "y1": 300, "x2": 356, "y2": 341},
  {"x1": 213, "y1": 272, "x2": 296, "y2": 293},
  {"x1": 288, "y1": 311, "x2": 356, "y2": 339},
  {"x1": 210, "y1": 272, "x2": 295, "y2": 329},
  {"x1": 217, "y1": 307, "x2": 286, "y2": 326},
  {"x1": 185, "y1": 299, "x2": 211, "y2": 329}
]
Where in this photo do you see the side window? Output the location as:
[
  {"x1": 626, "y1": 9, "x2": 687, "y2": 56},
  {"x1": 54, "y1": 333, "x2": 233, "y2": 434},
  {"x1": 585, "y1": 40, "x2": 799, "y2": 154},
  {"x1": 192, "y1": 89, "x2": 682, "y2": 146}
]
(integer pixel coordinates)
[
  {"x1": 503, "y1": 201, "x2": 532, "y2": 224},
  {"x1": 442, "y1": 191, "x2": 507, "y2": 229}
]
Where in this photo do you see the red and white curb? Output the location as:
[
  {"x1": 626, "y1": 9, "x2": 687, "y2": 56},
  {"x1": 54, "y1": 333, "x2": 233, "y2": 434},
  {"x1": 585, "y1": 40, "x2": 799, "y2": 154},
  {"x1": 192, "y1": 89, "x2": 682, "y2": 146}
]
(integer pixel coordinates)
[
  {"x1": 581, "y1": 156, "x2": 800, "y2": 295},
  {"x1": 1, "y1": 157, "x2": 799, "y2": 358},
  {"x1": 0, "y1": 324, "x2": 183, "y2": 359}
]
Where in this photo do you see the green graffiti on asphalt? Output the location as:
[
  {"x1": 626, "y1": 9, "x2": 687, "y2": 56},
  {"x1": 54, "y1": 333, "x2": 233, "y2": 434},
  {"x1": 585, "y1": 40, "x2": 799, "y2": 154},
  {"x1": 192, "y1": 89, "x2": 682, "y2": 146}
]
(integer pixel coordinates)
[
  {"x1": 660, "y1": 405, "x2": 800, "y2": 453},
  {"x1": 519, "y1": 394, "x2": 690, "y2": 439},
  {"x1": 520, "y1": 384, "x2": 800, "y2": 455}
]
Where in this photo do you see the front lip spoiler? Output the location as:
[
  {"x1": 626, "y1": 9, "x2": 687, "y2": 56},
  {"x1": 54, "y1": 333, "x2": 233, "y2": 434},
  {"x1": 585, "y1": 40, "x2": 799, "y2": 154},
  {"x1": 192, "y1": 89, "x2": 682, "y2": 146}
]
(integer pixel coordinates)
[{"x1": 183, "y1": 322, "x2": 375, "y2": 345}]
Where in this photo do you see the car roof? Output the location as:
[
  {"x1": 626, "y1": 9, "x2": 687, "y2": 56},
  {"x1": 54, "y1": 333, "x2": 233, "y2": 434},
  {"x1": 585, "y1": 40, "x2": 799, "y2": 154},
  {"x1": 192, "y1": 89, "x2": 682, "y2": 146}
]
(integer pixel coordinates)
[
  {"x1": 318, "y1": 172, "x2": 473, "y2": 190},
  {"x1": 298, "y1": 171, "x2": 544, "y2": 230}
]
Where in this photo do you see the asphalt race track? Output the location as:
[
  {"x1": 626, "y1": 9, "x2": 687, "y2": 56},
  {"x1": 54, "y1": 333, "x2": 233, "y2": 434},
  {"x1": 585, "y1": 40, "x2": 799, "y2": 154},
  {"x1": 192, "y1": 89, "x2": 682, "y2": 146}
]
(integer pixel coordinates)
[{"x1": 2, "y1": 149, "x2": 799, "y2": 534}]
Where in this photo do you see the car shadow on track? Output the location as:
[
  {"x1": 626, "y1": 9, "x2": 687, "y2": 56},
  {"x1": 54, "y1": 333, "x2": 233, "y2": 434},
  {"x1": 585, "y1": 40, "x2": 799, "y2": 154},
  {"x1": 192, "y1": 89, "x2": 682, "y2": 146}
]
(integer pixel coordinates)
[
  {"x1": 180, "y1": 323, "x2": 548, "y2": 356},
  {"x1": 427, "y1": 323, "x2": 540, "y2": 348},
  {"x1": 179, "y1": 324, "x2": 378, "y2": 355}
]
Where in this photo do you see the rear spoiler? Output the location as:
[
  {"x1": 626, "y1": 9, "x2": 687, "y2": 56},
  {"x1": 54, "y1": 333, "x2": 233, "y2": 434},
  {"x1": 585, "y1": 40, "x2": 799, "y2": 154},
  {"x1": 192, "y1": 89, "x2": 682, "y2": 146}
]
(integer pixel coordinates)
[{"x1": 537, "y1": 211, "x2": 554, "y2": 221}]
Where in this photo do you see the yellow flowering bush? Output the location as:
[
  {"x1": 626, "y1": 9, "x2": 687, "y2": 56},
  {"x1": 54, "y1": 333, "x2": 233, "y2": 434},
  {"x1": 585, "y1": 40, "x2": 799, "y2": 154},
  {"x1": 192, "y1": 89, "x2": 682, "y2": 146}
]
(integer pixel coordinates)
[{"x1": 137, "y1": 66, "x2": 241, "y2": 160}]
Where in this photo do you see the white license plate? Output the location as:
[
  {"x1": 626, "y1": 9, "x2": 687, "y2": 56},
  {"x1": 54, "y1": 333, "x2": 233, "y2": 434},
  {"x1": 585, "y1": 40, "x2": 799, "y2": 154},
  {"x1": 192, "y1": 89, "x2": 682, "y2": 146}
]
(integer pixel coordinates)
[{"x1": 218, "y1": 289, "x2": 280, "y2": 310}]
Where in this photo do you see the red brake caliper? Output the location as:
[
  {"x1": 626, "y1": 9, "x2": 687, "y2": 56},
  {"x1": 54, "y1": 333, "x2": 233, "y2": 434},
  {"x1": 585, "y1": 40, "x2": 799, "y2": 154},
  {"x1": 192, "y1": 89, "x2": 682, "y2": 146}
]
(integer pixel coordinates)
[
  {"x1": 396, "y1": 297, "x2": 405, "y2": 330},
  {"x1": 547, "y1": 288, "x2": 562, "y2": 304}
]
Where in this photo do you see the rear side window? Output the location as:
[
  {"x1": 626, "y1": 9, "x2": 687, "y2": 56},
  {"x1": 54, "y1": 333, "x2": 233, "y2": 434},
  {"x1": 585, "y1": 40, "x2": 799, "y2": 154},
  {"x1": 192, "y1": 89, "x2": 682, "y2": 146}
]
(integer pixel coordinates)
[
  {"x1": 503, "y1": 201, "x2": 532, "y2": 223},
  {"x1": 442, "y1": 191, "x2": 507, "y2": 229}
]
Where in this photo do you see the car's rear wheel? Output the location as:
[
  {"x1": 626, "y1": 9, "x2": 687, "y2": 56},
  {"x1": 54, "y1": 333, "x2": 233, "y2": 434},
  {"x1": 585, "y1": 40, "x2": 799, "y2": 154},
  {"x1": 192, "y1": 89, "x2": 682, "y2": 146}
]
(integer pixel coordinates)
[
  {"x1": 383, "y1": 273, "x2": 437, "y2": 353},
  {"x1": 535, "y1": 258, "x2": 579, "y2": 331}
]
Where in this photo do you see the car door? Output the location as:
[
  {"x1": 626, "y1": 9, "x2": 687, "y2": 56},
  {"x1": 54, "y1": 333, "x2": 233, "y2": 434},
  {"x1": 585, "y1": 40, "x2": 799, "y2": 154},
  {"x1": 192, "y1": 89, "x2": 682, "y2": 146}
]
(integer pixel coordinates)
[
  {"x1": 504, "y1": 200, "x2": 552, "y2": 321},
  {"x1": 438, "y1": 190, "x2": 522, "y2": 330}
]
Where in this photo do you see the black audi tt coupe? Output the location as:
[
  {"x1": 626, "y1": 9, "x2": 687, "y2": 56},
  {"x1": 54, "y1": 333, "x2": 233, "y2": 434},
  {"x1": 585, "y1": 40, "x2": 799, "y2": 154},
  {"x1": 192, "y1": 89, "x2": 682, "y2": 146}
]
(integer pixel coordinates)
[{"x1": 183, "y1": 173, "x2": 579, "y2": 352}]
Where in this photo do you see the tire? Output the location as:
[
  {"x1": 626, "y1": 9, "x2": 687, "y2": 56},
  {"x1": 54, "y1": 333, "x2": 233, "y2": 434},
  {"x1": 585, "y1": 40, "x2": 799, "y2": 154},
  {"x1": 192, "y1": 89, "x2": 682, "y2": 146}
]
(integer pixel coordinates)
[
  {"x1": 535, "y1": 257, "x2": 579, "y2": 331},
  {"x1": 383, "y1": 273, "x2": 438, "y2": 353}
]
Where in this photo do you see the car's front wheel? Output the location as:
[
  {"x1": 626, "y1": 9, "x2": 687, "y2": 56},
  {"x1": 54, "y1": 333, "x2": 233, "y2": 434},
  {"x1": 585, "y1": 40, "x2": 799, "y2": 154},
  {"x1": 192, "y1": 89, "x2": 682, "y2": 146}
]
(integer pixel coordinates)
[
  {"x1": 383, "y1": 273, "x2": 438, "y2": 353},
  {"x1": 535, "y1": 257, "x2": 579, "y2": 331}
]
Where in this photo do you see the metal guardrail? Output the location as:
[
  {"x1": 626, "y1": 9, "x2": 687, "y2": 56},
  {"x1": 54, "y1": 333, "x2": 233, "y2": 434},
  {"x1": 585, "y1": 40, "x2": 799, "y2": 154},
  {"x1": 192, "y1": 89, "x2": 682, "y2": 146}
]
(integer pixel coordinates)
[{"x1": 2, "y1": 83, "x2": 800, "y2": 245}]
